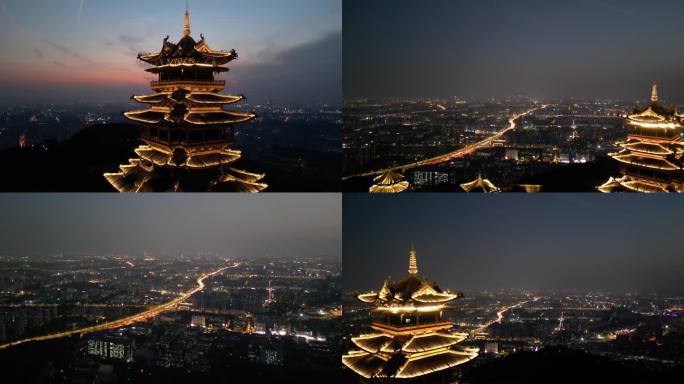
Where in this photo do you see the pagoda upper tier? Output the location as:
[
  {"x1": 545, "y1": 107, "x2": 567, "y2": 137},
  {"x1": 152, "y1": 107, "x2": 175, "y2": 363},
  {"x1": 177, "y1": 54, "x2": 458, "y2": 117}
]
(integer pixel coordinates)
[
  {"x1": 139, "y1": 9, "x2": 236, "y2": 67},
  {"x1": 626, "y1": 83, "x2": 682, "y2": 129}
]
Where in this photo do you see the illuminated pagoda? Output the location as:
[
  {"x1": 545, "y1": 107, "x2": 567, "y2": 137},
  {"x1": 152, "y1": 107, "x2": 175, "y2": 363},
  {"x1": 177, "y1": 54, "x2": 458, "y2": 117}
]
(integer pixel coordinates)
[
  {"x1": 599, "y1": 83, "x2": 684, "y2": 193},
  {"x1": 104, "y1": 5, "x2": 266, "y2": 192},
  {"x1": 343, "y1": 246, "x2": 478, "y2": 383},
  {"x1": 460, "y1": 174, "x2": 500, "y2": 193},
  {"x1": 369, "y1": 171, "x2": 410, "y2": 193}
]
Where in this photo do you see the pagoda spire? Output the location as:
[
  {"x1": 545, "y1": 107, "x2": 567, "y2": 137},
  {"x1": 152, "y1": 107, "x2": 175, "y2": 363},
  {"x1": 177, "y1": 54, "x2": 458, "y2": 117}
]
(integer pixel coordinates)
[
  {"x1": 408, "y1": 243, "x2": 418, "y2": 275},
  {"x1": 651, "y1": 82, "x2": 658, "y2": 103},
  {"x1": 183, "y1": 0, "x2": 191, "y2": 37}
]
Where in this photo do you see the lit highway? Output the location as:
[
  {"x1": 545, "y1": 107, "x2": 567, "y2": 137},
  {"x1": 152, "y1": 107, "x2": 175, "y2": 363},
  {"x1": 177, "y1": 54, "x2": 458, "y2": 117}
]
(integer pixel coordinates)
[
  {"x1": 343, "y1": 105, "x2": 547, "y2": 180},
  {"x1": 471, "y1": 297, "x2": 539, "y2": 336},
  {"x1": 0, "y1": 265, "x2": 232, "y2": 350}
]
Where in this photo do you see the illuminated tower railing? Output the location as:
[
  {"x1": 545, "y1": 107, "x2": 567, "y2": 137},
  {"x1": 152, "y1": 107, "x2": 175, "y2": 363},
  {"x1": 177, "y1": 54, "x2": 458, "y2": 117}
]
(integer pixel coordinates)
[
  {"x1": 104, "y1": 7, "x2": 267, "y2": 192},
  {"x1": 599, "y1": 83, "x2": 684, "y2": 193},
  {"x1": 343, "y1": 248, "x2": 478, "y2": 383}
]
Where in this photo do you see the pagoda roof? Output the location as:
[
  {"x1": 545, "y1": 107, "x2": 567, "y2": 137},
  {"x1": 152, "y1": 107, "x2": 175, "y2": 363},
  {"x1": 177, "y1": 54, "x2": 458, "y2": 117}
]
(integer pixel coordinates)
[
  {"x1": 342, "y1": 348, "x2": 478, "y2": 380},
  {"x1": 219, "y1": 169, "x2": 268, "y2": 193},
  {"x1": 394, "y1": 349, "x2": 478, "y2": 379},
  {"x1": 185, "y1": 110, "x2": 255, "y2": 125},
  {"x1": 598, "y1": 176, "x2": 670, "y2": 193},
  {"x1": 359, "y1": 275, "x2": 459, "y2": 306},
  {"x1": 611, "y1": 152, "x2": 680, "y2": 171},
  {"x1": 630, "y1": 102, "x2": 677, "y2": 122},
  {"x1": 369, "y1": 171, "x2": 409, "y2": 193},
  {"x1": 104, "y1": 160, "x2": 154, "y2": 193},
  {"x1": 342, "y1": 351, "x2": 387, "y2": 379},
  {"x1": 460, "y1": 175, "x2": 500, "y2": 193},
  {"x1": 618, "y1": 139, "x2": 674, "y2": 156},
  {"x1": 138, "y1": 34, "x2": 236, "y2": 66},
  {"x1": 134, "y1": 145, "x2": 242, "y2": 169},
  {"x1": 351, "y1": 334, "x2": 395, "y2": 354},
  {"x1": 104, "y1": 155, "x2": 267, "y2": 193},
  {"x1": 124, "y1": 108, "x2": 254, "y2": 126},
  {"x1": 145, "y1": 63, "x2": 229, "y2": 73},
  {"x1": 401, "y1": 333, "x2": 468, "y2": 353},
  {"x1": 133, "y1": 91, "x2": 244, "y2": 106}
]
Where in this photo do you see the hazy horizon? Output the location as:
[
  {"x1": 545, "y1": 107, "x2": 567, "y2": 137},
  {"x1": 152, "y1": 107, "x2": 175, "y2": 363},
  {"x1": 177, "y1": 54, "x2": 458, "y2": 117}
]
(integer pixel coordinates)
[
  {"x1": 0, "y1": 194, "x2": 341, "y2": 260},
  {"x1": 344, "y1": 0, "x2": 684, "y2": 102}
]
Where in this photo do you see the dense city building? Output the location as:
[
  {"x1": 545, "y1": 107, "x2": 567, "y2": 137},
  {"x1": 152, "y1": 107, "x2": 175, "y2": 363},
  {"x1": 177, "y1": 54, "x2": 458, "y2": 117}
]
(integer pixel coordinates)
[
  {"x1": 599, "y1": 84, "x2": 684, "y2": 192},
  {"x1": 105, "y1": 8, "x2": 267, "y2": 192},
  {"x1": 343, "y1": 247, "x2": 478, "y2": 383}
]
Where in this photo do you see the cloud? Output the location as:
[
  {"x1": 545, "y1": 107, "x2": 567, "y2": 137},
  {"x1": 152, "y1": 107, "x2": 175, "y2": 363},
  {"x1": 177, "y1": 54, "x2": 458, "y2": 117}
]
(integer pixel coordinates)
[
  {"x1": 52, "y1": 61, "x2": 67, "y2": 68},
  {"x1": 232, "y1": 31, "x2": 341, "y2": 104},
  {"x1": 43, "y1": 39, "x2": 94, "y2": 64},
  {"x1": 77, "y1": 0, "x2": 86, "y2": 28},
  {"x1": 34, "y1": 49, "x2": 44, "y2": 59}
]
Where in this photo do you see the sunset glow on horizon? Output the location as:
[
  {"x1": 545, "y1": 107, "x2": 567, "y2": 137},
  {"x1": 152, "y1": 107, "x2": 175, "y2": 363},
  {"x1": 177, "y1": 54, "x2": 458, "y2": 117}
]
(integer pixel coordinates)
[{"x1": 0, "y1": 0, "x2": 341, "y2": 103}]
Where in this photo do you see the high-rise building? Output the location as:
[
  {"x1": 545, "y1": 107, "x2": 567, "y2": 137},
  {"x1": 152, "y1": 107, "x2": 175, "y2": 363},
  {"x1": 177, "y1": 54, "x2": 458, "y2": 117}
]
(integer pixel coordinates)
[
  {"x1": 105, "y1": 6, "x2": 267, "y2": 192},
  {"x1": 599, "y1": 83, "x2": 684, "y2": 192},
  {"x1": 343, "y1": 247, "x2": 478, "y2": 383},
  {"x1": 87, "y1": 336, "x2": 135, "y2": 362}
]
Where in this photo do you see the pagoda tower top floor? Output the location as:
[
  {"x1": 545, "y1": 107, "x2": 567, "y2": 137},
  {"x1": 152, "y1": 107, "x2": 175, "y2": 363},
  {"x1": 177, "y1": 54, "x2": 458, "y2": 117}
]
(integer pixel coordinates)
[
  {"x1": 137, "y1": 7, "x2": 236, "y2": 67},
  {"x1": 357, "y1": 247, "x2": 461, "y2": 309}
]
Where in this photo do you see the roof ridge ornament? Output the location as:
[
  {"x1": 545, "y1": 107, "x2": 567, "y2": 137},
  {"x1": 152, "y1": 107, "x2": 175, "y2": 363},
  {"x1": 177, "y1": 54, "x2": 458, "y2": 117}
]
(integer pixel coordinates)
[
  {"x1": 652, "y1": 82, "x2": 658, "y2": 103},
  {"x1": 183, "y1": 0, "x2": 191, "y2": 37}
]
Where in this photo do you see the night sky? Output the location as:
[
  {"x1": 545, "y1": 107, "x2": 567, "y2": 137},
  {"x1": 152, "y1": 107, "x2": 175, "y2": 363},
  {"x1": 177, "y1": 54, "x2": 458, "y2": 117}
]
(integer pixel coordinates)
[
  {"x1": 0, "y1": 0, "x2": 341, "y2": 104},
  {"x1": 344, "y1": 0, "x2": 684, "y2": 101},
  {"x1": 344, "y1": 194, "x2": 684, "y2": 292},
  {"x1": 0, "y1": 194, "x2": 341, "y2": 260}
]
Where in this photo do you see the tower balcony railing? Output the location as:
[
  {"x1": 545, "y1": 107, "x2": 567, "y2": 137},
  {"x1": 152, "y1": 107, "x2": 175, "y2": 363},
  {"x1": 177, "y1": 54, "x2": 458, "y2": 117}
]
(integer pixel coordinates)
[{"x1": 151, "y1": 80, "x2": 225, "y2": 87}]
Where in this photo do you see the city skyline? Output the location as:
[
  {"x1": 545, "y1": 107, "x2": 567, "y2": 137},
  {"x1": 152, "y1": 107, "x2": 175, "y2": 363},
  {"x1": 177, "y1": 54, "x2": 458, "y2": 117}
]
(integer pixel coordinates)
[
  {"x1": 343, "y1": 194, "x2": 684, "y2": 292},
  {"x1": 0, "y1": 194, "x2": 341, "y2": 259},
  {"x1": 344, "y1": 0, "x2": 684, "y2": 101},
  {"x1": 0, "y1": 0, "x2": 341, "y2": 104}
]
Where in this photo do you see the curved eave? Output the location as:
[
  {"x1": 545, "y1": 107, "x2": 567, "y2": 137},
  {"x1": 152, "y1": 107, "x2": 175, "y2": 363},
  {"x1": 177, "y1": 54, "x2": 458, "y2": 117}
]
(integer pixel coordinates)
[
  {"x1": 461, "y1": 178, "x2": 501, "y2": 193},
  {"x1": 394, "y1": 349, "x2": 479, "y2": 379},
  {"x1": 124, "y1": 110, "x2": 166, "y2": 124},
  {"x1": 401, "y1": 333, "x2": 468, "y2": 353},
  {"x1": 611, "y1": 153, "x2": 680, "y2": 171},
  {"x1": 369, "y1": 181, "x2": 409, "y2": 193},
  {"x1": 132, "y1": 93, "x2": 171, "y2": 104},
  {"x1": 412, "y1": 294, "x2": 459, "y2": 304},
  {"x1": 225, "y1": 167, "x2": 265, "y2": 183},
  {"x1": 598, "y1": 176, "x2": 670, "y2": 193},
  {"x1": 342, "y1": 351, "x2": 387, "y2": 379},
  {"x1": 186, "y1": 151, "x2": 242, "y2": 168},
  {"x1": 184, "y1": 111, "x2": 255, "y2": 125},
  {"x1": 619, "y1": 142, "x2": 673, "y2": 156},
  {"x1": 628, "y1": 120, "x2": 682, "y2": 129},
  {"x1": 358, "y1": 292, "x2": 379, "y2": 303},
  {"x1": 144, "y1": 63, "x2": 229, "y2": 73},
  {"x1": 218, "y1": 174, "x2": 268, "y2": 193},
  {"x1": 185, "y1": 93, "x2": 244, "y2": 104},
  {"x1": 351, "y1": 334, "x2": 394, "y2": 354}
]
